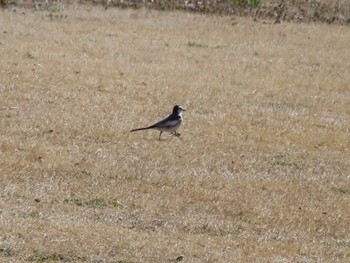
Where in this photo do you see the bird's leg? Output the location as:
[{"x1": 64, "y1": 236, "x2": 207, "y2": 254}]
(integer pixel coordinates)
[{"x1": 159, "y1": 131, "x2": 163, "y2": 141}]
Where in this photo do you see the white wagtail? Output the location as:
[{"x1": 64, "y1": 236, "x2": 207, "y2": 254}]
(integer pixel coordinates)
[{"x1": 130, "y1": 105, "x2": 186, "y2": 140}]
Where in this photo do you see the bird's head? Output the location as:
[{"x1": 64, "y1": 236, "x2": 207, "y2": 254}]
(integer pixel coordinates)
[{"x1": 173, "y1": 105, "x2": 186, "y2": 115}]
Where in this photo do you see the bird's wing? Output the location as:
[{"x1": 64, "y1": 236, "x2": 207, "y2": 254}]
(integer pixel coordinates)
[{"x1": 149, "y1": 114, "x2": 180, "y2": 129}]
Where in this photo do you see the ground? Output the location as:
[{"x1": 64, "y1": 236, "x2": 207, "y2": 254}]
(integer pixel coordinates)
[{"x1": 0, "y1": 4, "x2": 350, "y2": 263}]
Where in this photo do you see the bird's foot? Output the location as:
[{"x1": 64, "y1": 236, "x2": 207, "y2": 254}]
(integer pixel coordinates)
[{"x1": 172, "y1": 132, "x2": 183, "y2": 140}]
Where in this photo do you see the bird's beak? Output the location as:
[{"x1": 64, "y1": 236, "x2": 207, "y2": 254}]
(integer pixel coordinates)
[{"x1": 182, "y1": 108, "x2": 186, "y2": 111}]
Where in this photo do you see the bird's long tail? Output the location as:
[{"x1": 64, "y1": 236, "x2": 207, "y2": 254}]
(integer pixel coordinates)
[{"x1": 130, "y1": 126, "x2": 153, "y2": 132}]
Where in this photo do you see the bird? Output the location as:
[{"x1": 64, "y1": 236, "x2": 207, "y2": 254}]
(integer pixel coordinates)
[{"x1": 130, "y1": 105, "x2": 186, "y2": 140}]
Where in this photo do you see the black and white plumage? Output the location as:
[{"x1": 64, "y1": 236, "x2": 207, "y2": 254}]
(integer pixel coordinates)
[{"x1": 130, "y1": 105, "x2": 186, "y2": 140}]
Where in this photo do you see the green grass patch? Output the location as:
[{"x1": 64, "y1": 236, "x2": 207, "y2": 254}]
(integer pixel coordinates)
[
  {"x1": 187, "y1": 42, "x2": 224, "y2": 49},
  {"x1": 64, "y1": 195, "x2": 124, "y2": 208},
  {"x1": 0, "y1": 247, "x2": 15, "y2": 257},
  {"x1": 27, "y1": 251, "x2": 86, "y2": 262},
  {"x1": 36, "y1": 6, "x2": 60, "y2": 13},
  {"x1": 187, "y1": 41, "x2": 208, "y2": 48},
  {"x1": 248, "y1": 0, "x2": 261, "y2": 7},
  {"x1": 332, "y1": 187, "x2": 350, "y2": 195},
  {"x1": 24, "y1": 51, "x2": 35, "y2": 59},
  {"x1": 270, "y1": 155, "x2": 301, "y2": 169}
]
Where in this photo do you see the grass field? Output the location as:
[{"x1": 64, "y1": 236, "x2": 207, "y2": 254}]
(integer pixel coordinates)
[{"x1": 1, "y1": 4, "x2": 350, "y2": 262}]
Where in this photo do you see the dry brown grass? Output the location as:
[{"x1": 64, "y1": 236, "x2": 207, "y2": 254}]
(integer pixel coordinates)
[{"x1": 1, "y1": 4, "x2": 350, "y2": 262}]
